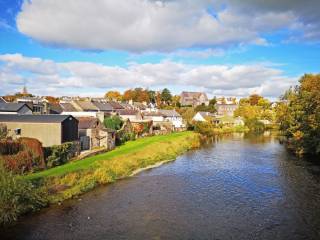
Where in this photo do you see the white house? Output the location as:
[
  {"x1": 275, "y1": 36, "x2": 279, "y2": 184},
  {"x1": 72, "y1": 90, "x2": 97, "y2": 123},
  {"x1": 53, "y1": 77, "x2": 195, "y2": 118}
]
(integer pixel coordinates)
[
  {"x1": 143, "y1": 112, "x2": 165, "y2": 123},
  {"x1": 159, "y1": 109, "x2": 185, "y2": 129},
  {"x1": 117, "y1": 109, "x2": 143, "y2": 121},
  {"x1": 192, "y1": 112, "x2": 215, "y2": 122}
]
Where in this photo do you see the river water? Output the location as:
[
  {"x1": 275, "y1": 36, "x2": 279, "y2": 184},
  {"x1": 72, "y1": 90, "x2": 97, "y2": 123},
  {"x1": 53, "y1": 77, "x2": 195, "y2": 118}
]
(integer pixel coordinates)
[{"x1": 2, "y1": 132, "x2": 320, "y2": 240}]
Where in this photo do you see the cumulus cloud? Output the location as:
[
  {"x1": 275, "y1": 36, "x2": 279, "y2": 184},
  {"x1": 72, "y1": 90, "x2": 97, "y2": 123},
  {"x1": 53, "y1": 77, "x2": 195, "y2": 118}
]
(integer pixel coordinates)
[
  {"x1": 15, "y1": 0, "x2": 319, "y2": 52},
  {"x1": 0, "y1": 53, "x2": 297, "y2": 98}
]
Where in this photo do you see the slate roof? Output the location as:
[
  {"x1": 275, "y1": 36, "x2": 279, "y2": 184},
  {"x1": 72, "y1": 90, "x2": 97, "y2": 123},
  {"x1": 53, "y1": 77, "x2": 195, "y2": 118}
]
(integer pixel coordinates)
[
  {"x1": 60, "y1": 103, "x2": 78, "y2": 112},
  {"x1": 117, "y1": 109, "x2": 139, "y2": 115},
  {"x1": 108, "y1": 101, "x2": 124, "y2": 110},
  {"x1": 49, "y1": 103, "x2": 63, "y2": 114},
  {"x1": 0, "y1": 114, "x2": 77, "y2": 123},
  {"x1": 159, "y1": 109, "x2": 181, "y2": 117},
  {"x1": 77, "y1": 117, "x2": 99, "y2": 129},
  {"x1": 0, "y1": 103, "x2": 31, "y2": 112},
  {"x1": 198, "y1": 112, "x2": 215, "y2": 118},
  {"x1": 74, "y1": 101, "x2": 99, "y2": 111},
  {"x1": 180, "y1": 91, "x2": 208, "y2": 101},
  {"x1": 92, "y1": 102, "x2": 113, "y2": 111}
]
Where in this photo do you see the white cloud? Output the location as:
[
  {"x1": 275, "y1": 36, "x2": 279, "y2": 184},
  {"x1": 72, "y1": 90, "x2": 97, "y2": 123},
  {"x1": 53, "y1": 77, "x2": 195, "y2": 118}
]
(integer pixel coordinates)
[
  {"x1": 0, "y1": 53, "x2": 298, "y2": 98},
  {"x1": 15, "y1": 0, "x2": 318, "y2": 52}
]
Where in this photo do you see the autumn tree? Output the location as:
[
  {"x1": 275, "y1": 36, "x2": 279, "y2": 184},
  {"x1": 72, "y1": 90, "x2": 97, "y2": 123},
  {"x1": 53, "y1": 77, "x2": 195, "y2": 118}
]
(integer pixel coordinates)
[
  {"x1": 104, "y1": 91, "x2": 122, "y2": 101},
  {"x1": 277, "y1": 74, "x2": 320, "y2": 156},
  {"x1": 249, "y1": 94, "x2": 262, "y2": 106}
]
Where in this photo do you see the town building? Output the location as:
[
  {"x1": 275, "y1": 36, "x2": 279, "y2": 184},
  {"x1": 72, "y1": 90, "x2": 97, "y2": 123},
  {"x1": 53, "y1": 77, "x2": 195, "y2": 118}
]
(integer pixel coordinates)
[
  {"x1": 77, "y1": 117, "x2": 115, "y2": 151},
  {"x1": 216, "y1": 103, "x2": 238, "y2": 117},
  {"x1": 192, "y1": 112, "x2": 215, "y2": 122},
  {"x1": 117, "y1": 109, "x2": 143, "y2": 121},
  {"x1": 0, "y1": 114, "x2": 78, "y2": 147},
  {"x1": 159, "y1": 109, "x2": 185, "y2": 130},
  {"x1": 180, "y1": 91, "x2": 209, "y2": 106},
  {"x1": 0, "y1": 103, "x2": 32, "y2": 115}
]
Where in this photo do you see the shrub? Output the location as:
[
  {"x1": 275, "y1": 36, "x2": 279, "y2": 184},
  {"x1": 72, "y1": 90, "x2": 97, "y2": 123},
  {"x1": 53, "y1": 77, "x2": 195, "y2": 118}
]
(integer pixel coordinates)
[
  {"x1": 245, "y1": 118, "x2": 265, "y2": 132},
  {"x1": 0, "y1": 139, "x2": 22, "y2": 155},
  {"x1": 103, "y1": 116, "x2": 123, "y2": 130},
  {"x1": 0, "y1": 138, "x2": 45, "y2": 174},
  {"x1": 0, "y1": 164, "x2": 47, "y2": 225},
  {"x1": 45, "y1": 142, "x2": 76, "y2": 168},
  {"x1": 193, "y1": 121, "x2": 215, "y2": 136}
]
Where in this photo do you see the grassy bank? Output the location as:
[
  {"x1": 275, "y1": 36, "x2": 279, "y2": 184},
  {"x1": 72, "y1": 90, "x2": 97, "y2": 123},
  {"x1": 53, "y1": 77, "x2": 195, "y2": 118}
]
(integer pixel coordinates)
[
  {"x1": 26, "y1": 131, "x2": 200, "y2": 203},
  {"x1": 0, "y1": 132, "x2": 199, "y2": 225}
]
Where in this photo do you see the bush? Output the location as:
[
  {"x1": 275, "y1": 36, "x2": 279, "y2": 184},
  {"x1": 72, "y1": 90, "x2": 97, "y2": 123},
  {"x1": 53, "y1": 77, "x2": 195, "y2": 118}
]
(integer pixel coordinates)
[
  {"x1": 0, "y1": 164, "x2": 47, "y2": 225},
  {"x1": 193, "y1": 121, "x2": 215, "y2": 136},
  {"x1": 0, "y1": 139, "x2": 22, "y2": 155},
  {"x1": 0, "y1": 138, "x2": 45, "y2": 174},
  {"x1": 103, "y1": 116, "x2": 123, "y2": 130},
  {"x1": 45, "y1": 142, "x2": 76, "y2": 168},
  {"x1": 245, "y1": 118, "x2": 265, "y2": 132}
]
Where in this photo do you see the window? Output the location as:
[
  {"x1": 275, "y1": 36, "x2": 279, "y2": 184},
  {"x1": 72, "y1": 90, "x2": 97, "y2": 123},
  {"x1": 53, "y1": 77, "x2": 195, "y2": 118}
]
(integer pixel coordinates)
[{"x1": 14, "y1": 128, "x2": 21, "y2": 135}]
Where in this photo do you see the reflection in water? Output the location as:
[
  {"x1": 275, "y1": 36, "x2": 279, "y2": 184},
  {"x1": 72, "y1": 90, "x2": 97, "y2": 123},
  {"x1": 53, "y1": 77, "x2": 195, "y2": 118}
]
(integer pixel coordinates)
[{"x1": 1, "y1": 133, "x2": 320, "y2": 240}]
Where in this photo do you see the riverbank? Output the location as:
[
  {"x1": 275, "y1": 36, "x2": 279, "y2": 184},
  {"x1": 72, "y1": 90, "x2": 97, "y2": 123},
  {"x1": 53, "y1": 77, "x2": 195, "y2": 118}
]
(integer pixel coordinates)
[
  {"x1": 29, "y1": 131, "x2": 200, "y2": 202},
  {"x1": 1, "y1": 131, "x2": 200, "y2": 225}
]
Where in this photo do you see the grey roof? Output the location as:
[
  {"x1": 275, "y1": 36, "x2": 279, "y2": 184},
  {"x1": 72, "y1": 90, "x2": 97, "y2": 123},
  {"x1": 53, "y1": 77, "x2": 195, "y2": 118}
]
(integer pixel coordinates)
[
  {"x1": 92, "y1": 102, "x2": 113, "y2": 111},
  {"x1": 74, "y1": 101, "x2": 99, "y2": 111},
  {"x1": 0, "y1": 114, "x2": 77, "y2": 123},
  {"x1": 198, "y1": 112, "x2": 214, "y2": 118},
  {"x1": 117, "y1": 109, "x2": 139, "y2": 115},
  {"x1": 49, "y1": 103, "x2": 63, "y2": 114},
  {"x1": 60, "y1": 103, "x2": 78, "y2": 112},
  {"x1": 109, "y1": 101, "x2": 124, "y2": 110},
  {"x1": 0, "y1": 103, "x2": 31, "y2": 112},
  {"x1": 159, "y1": 109, "x2": 181, "y2": 117}
]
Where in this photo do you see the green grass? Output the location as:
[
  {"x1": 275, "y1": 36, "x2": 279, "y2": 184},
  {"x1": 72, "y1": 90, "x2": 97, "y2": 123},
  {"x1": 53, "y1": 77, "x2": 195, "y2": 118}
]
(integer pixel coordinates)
[{"x1": 24, "y1": 131, "x2": 196, "y2": 181}]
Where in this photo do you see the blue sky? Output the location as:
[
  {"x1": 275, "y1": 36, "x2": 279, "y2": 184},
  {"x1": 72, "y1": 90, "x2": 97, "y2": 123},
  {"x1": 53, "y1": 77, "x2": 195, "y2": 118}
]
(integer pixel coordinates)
[{"x1": 0, "y1": 0, "x2": 319, "y2": 98}]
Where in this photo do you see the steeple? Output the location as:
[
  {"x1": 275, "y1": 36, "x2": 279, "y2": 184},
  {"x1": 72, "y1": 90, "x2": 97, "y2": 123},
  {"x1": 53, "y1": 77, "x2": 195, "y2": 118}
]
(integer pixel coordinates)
[{"x1": 22, "y1": 85, "x2": 28, "y2": 95}]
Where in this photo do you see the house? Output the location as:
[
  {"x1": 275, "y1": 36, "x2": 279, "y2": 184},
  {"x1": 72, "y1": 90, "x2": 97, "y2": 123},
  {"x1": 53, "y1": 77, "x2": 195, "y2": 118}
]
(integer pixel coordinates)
[
  {"x1": 143, "y1": 112, "x2": 165, "y2": 123},
  {"x1": 108, "y1": 101, "x2": 125, "y2": 111},
  {"x1": 92, "y1": 101, "x2": 114, "y2": 113},
  {"x1": 0, "y1": 103, "x2": 32, "y2": 115},
  {"x1": 216, "y1": 97, "x2": 237, "y2": 105},
  {"x1": 73, "y1": 101, "x2": 99, "y2": 112},
  {"x1": 159, "y1": 109, "x2": 185, "y2": 130},
  {"x1": 215, "y1": 116, "x2": 244, "y2": 126},
  {"x1": 16, "y1": 96, "x2": 49, "y2": 114},
  {"x1": 77, "y1": 117, "x2": 115, "y2": 151},
  {"x1": 0, "y1": 114, "x2": 78, "y2": 147},
  {"x1": 216, "y1": 103, "x2": 238, "y2": 117},
  {"x1": 117, "y1": 109, "x2": 143, "y2": 121},
  {"x1": 180, "y1": 91, "x2": 209, "y2": 106},
  {"x1": 192, "y1": 112, "x2": 215, "y2": 122},
  {"x1": 48, "y1": 103, "x2": 63, "y2": 114}
]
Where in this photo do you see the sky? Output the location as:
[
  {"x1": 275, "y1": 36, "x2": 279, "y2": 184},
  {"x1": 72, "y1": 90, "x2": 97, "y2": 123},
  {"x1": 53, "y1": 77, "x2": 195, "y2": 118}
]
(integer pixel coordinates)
[{"x1": 0, "y1": 0, "x2": 319, "y2": 99}]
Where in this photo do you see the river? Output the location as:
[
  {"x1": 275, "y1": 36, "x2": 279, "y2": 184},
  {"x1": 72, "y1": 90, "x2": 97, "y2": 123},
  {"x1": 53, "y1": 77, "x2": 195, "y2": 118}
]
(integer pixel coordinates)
[{"x1": 2, "y1": 132, "x2": 320, "y2": 240}]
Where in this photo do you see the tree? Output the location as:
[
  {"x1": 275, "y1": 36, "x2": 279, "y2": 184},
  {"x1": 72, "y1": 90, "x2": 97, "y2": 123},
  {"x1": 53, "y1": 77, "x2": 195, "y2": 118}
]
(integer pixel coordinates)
[
  {"x1": 249, "y1": 94, "x2": 262, "y2": 106},
  {"x1": 105, "y1": 91, "x2": 122, "y2": 101},
  {"x1": 161, "y1": 88, "x2": 172, "y2": 104},
  {"x1": 194, "y1": 98, "x2": 216, "y2": 113},
  {"x1": 147, "y1": 90, "x2": 156, "y2": 104},
  {"x1": 103, "y1": 116, "x2": 123, "y2": 130},
  {"x1": 277, "y1": 74, "x2": 320, "y2": 156},
  {"x1": 172, "y1": 95, "x2": 181, "y2": 108}
]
